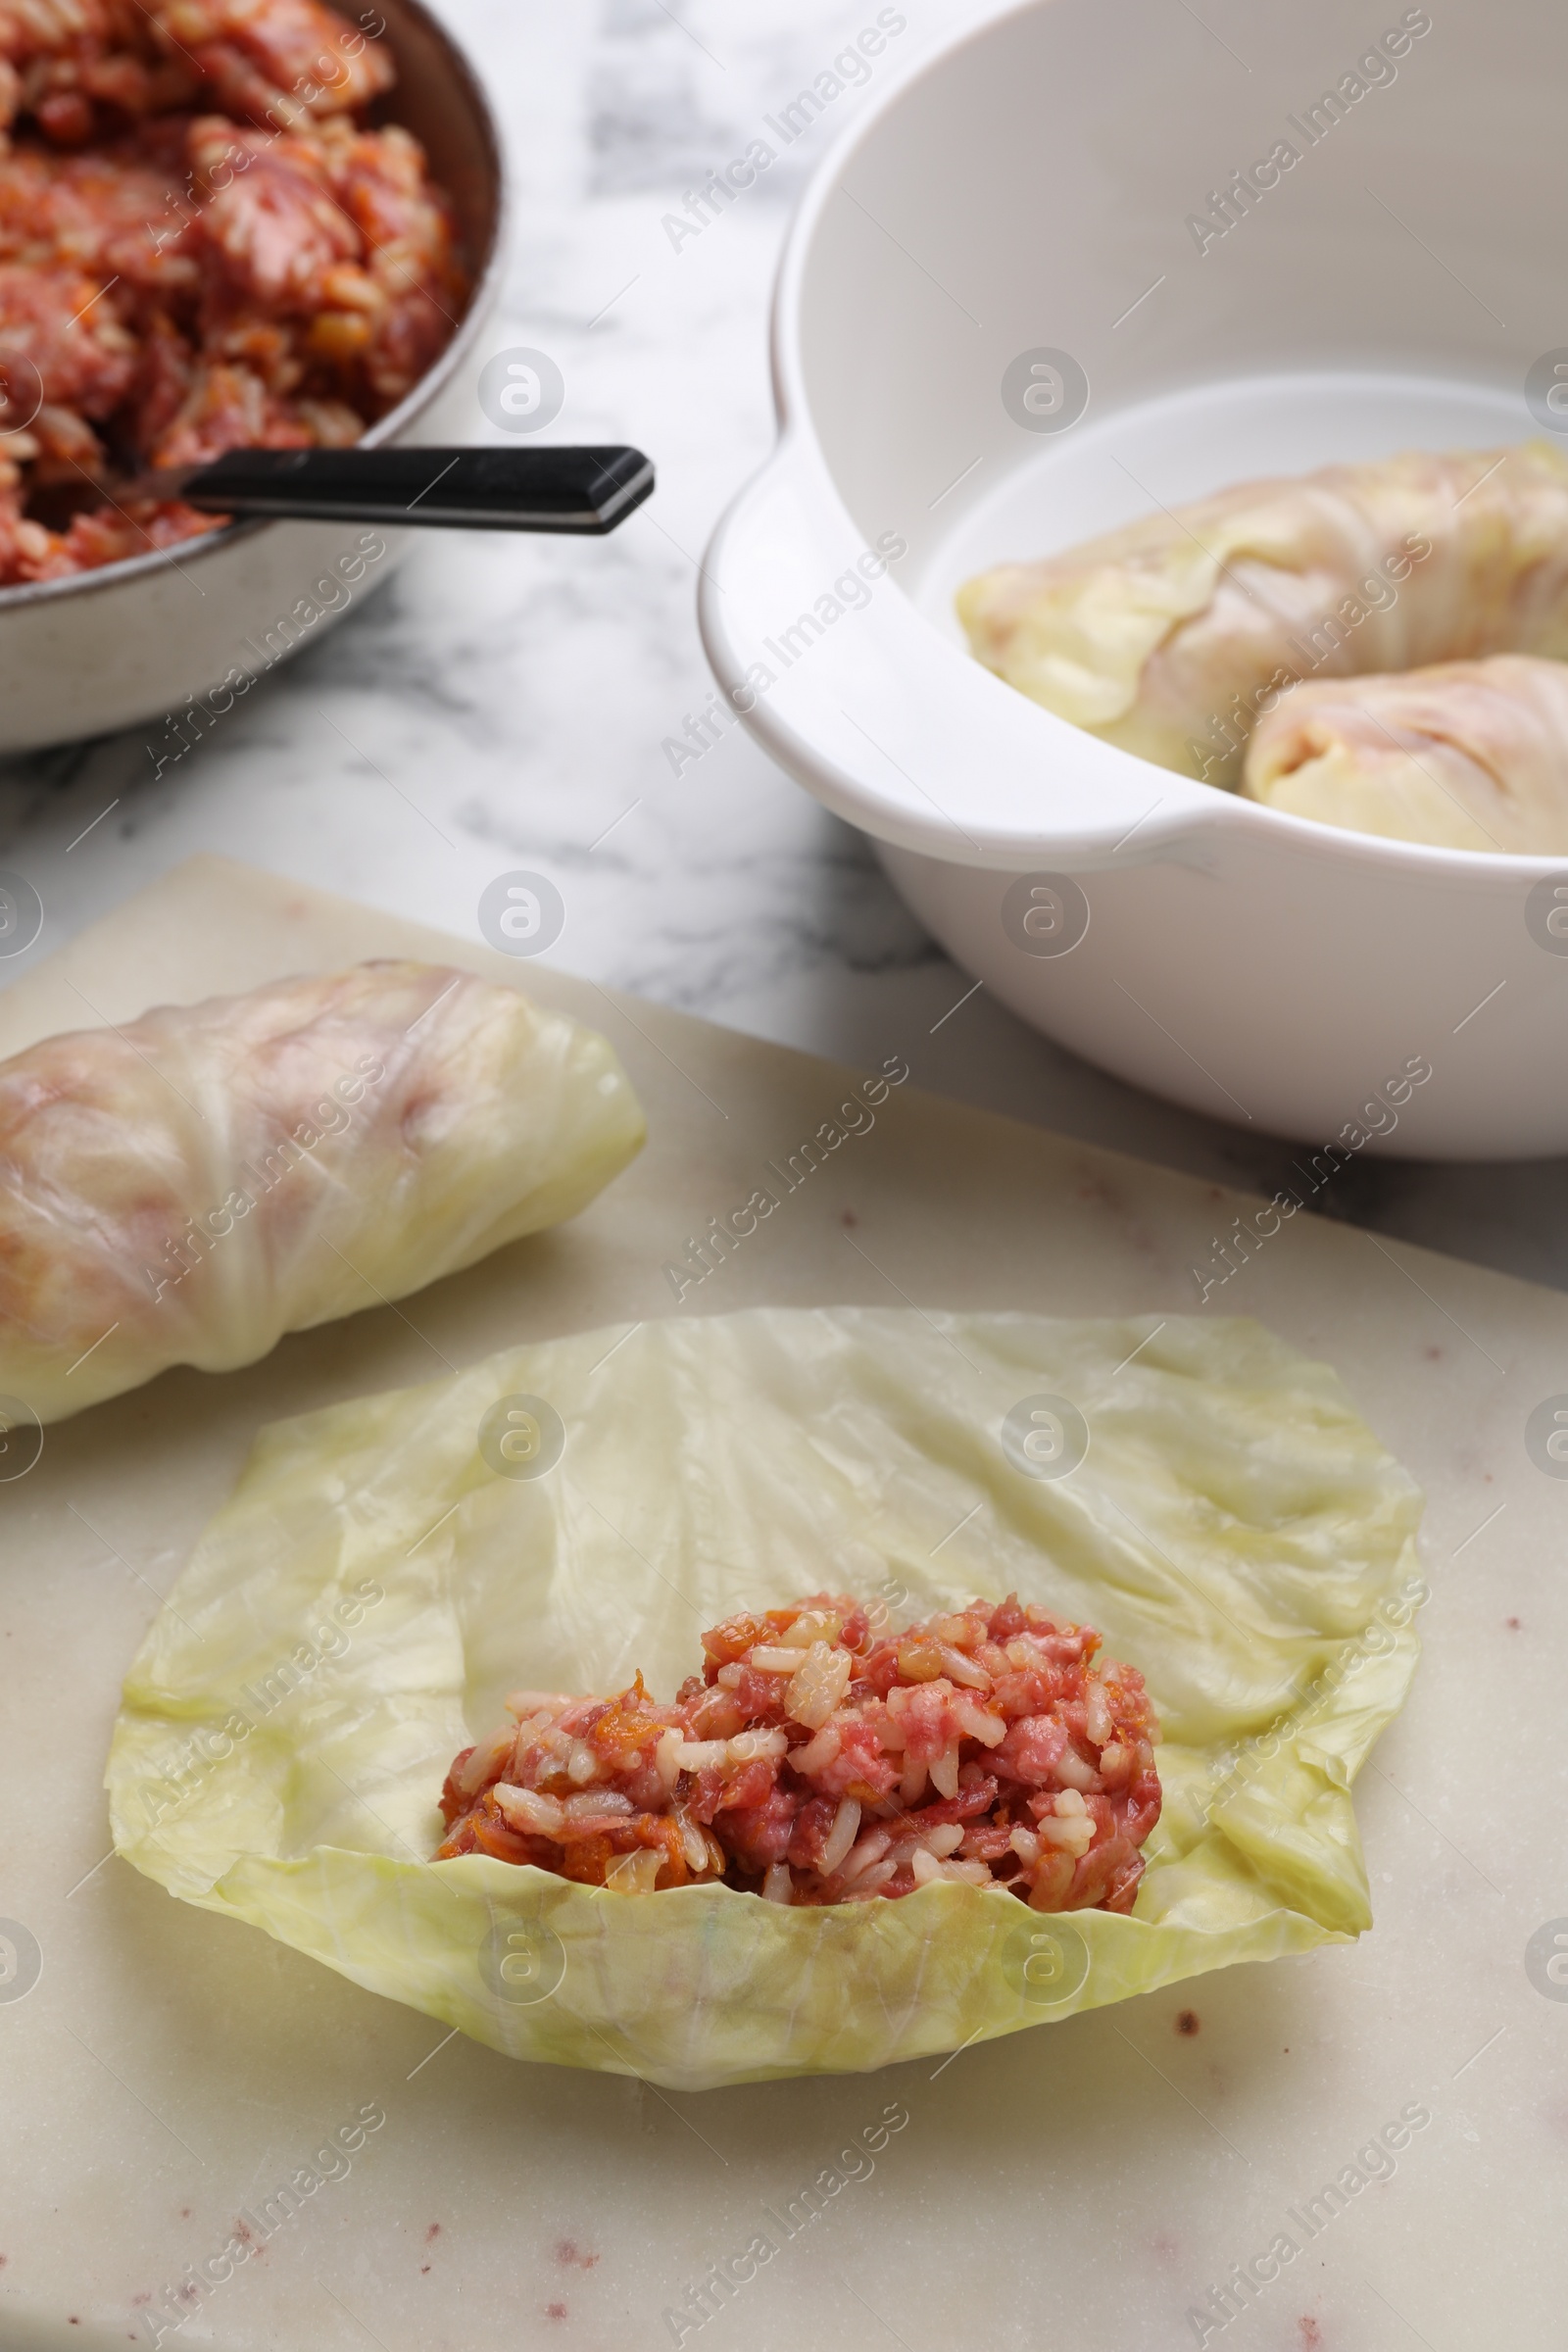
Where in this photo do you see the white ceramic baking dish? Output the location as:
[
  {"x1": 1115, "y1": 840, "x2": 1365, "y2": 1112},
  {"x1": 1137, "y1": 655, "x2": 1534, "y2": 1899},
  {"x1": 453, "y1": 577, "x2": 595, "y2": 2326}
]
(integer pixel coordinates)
[
  {"x1": 0, "y1": 0, "x2": 505, "y2": 758},
  {"x1": 701, "y1": 0, "x2": 1568, "y2": 1158}
]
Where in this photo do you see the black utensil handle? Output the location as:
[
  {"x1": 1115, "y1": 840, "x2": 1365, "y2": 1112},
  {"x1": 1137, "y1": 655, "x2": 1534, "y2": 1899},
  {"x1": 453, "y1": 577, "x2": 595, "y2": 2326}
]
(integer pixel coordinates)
[{"x1": 182, "y1": 445, "x2": 655, "y2": 534}]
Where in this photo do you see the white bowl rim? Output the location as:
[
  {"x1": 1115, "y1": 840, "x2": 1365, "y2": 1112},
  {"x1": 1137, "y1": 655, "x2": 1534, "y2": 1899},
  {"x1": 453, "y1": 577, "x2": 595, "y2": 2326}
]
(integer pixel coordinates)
[
  {"x1": 0, "y1": 0, "x2": 509, "y2": 616},
  {"x1": 718, "y1": 0, "x2": 1568, "y2": 884}
]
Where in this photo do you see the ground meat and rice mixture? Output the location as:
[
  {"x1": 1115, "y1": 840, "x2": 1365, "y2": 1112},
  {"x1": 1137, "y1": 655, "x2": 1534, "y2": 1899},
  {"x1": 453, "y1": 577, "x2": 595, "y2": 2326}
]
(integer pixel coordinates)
[
  {"x1": 0, "y1": 0, "x2": 465, "y2": 582},
  {"x1": 438, "y1": 1593, "x2": 1162, "y2": 1914}
]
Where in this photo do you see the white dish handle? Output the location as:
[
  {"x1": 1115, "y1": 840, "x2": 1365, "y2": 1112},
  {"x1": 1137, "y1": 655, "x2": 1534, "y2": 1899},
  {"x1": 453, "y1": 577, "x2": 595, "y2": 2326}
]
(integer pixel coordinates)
[{"x1": 699, "y1": 431, "x2": 1238, "y2": 873}]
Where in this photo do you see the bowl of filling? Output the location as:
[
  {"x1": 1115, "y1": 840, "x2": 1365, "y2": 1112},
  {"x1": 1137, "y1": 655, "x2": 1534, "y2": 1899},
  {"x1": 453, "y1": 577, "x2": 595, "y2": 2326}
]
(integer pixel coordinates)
[
  {"x1": 701, "y1": 0, "x2": 1568, "y2": 1157},
  {"x1": 0, "y1": 0, "x2": 503, "y2": 752}
]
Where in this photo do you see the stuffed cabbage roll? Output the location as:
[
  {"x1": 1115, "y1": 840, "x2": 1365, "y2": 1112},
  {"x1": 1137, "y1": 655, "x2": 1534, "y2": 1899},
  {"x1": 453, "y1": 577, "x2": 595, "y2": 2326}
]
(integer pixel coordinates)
[
  {"x1": 0, "y1": 960, "x2": 645, "y2": 1423},
  {"x1": 1242, "y1": 654, "x2": 1568, "y2": 853},
  {"x1": 957, "y1": 443, "x2": 1568, "y2": 787}
]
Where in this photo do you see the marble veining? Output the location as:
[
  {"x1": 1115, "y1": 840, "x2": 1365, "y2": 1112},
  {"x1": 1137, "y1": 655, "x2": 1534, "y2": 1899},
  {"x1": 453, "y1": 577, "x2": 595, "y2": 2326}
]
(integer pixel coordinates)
[{"x1": 0, "y1": 0, "x2": 1564, "y2": 1294}]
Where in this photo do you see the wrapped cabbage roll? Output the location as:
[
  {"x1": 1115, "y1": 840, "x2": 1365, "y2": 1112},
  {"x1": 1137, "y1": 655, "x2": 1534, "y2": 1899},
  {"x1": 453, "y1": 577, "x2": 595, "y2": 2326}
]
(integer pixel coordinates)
[
  {"x1": 0, "y1": 961, "x2": 645, "y2": 1423},
  {"x1": 1243, "y1": 654, "x2": 1568, "y2": 853},
  {"x1": 108, "y1": 1307, "x2": 1425, "y2": 2090},
  {"x1": 957, "y1": 443, "x2": 1568, "y2": 787}
]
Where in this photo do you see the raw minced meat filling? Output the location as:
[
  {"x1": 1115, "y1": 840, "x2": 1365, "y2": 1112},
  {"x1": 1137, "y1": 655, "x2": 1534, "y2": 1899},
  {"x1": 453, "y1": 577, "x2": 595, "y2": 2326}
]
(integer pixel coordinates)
[
  {"x1": 0, "y1": 0, "x2": 464, "y2": 582},
  {"x1": 438, "y1": 1592, "x2": 1162, "y2": 1913}
]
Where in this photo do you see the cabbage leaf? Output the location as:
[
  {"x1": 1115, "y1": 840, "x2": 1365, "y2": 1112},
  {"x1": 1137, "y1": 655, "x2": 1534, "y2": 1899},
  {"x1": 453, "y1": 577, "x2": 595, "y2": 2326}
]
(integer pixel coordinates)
[{"x1": 108, "y1": 1309, "x2": 1424, "y2": 2090}]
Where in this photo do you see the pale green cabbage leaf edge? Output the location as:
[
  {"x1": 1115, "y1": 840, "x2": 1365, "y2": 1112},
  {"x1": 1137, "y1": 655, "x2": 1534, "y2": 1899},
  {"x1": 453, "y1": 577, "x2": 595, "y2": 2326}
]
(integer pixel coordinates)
[{"x1": 108, "y1": 1309, "x2": 1424, "y2": 2091}]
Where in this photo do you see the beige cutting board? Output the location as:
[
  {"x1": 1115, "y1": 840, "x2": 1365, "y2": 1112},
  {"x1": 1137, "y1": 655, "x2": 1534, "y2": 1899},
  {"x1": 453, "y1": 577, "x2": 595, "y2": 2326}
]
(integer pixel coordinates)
[{"x1": 1, "y1": 856, "x2": 1562, "y2": 2352}]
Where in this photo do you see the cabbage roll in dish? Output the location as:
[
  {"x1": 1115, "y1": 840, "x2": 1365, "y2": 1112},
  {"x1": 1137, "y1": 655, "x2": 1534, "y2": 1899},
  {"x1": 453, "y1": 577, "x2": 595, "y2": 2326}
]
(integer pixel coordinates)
[
  {"x1": 1243, "y1": 653, "x2": 1568, "y2": 854},
  {"x1": 957, "y1": 443, "x2": 1568, "y2": 787},
  {"x1": 0, "y1": 961, "x2": 645, "y2": 1423}
]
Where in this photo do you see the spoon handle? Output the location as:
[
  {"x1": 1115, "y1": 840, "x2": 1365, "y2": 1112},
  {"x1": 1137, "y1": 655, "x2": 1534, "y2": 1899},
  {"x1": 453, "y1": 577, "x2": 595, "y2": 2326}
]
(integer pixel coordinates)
[{"x1": 153, "y1": 445, "x2": 656, "y2": 534}]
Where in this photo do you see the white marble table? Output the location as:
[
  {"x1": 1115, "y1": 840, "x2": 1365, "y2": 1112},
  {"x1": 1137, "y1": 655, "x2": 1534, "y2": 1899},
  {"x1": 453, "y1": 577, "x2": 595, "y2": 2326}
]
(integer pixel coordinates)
[{"x1": 1, "y1": 0, "x2": 1562, "y2": 1289}]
